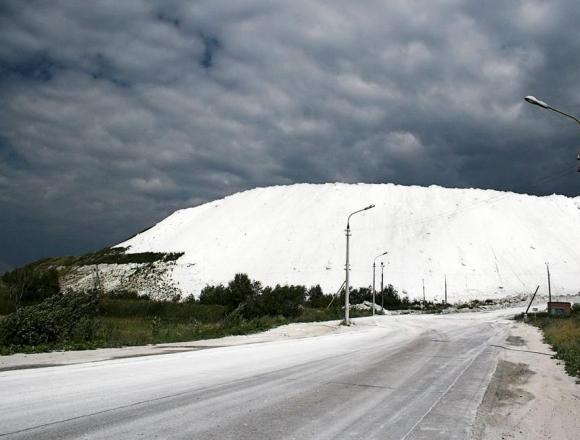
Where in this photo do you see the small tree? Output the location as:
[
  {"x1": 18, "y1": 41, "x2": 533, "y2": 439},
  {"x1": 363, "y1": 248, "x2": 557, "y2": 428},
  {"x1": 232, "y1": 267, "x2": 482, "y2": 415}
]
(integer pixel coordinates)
[
  {"x1": 350, "y1": 287, "x2": 372, "y2": 305},
  {"x1": 199, "y1": 274, "x2": 262, "y2": 311},
  {"x1": 198, "y1": 284, "x2": 229, "y2": 305},
  {"x1": 306, "y1": 285, "x2": 328, "y2": 308},
  {"x1": 2, "y1": 267, "x2": 59, "y2": 310},
  {"x1": 382, "y1": 284, "x2": 402, "y2": 309},
  {"x1": 227, "y1": 273, "x2": 261, "y2": 310},
  {"x1": 243, "y1": 284, "x2": 305, "y2": 319},
  {"x1": 307, "y1": 284, "x2": 323, "y2": 301}
]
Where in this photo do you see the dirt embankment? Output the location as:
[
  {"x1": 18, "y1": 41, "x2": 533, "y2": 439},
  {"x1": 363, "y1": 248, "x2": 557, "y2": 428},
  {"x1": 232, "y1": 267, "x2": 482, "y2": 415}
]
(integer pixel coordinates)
[{"x1": 473, "y1": 322, "x2": 580, "y2": 439}]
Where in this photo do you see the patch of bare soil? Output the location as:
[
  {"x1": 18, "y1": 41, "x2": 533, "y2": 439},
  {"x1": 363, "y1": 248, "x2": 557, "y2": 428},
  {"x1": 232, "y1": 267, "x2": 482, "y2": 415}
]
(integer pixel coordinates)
[{"x1": 505, "y1": 335, "x2": 525, "y2": 346}]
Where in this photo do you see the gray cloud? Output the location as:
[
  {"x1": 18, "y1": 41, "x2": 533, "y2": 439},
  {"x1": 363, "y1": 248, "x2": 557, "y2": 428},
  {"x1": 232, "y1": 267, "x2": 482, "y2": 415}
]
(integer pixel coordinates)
[{"x1": 1, "y1": 0, "x2": 579, "y2": 269}]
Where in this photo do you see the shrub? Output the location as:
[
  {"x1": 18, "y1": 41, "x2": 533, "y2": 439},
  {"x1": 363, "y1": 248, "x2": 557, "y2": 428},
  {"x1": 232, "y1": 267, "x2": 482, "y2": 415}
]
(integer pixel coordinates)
[
  {"x1": 306, "y1": 285, "x2": 323, "y2": 304},
  {"x1": 107, "y1": 289, "x2": 150, "y2": 301},
  {"x1": 243, "y1": 284, "x2": 306, "y2": 319},
  {"x1": 99, "y1": 296, "x2": 226, "y2": 322},
  {"x1": 382, "y1": 284, "x2": 403, "y2": 309},
  {"x1": 199, "y1": 284, "x2": 230, "y2": 306},
  {"x1": 306, "y1": 285, "x2": 338, "y2": 309},
  {"x1": 228, "y1": 273, "x2": 262, "y2": 310},
  {"x1": 0, "y1": 290, "x2": 100, "y2": 347},
  {"x1": 74, "y1": 247, "x2": 184, "y2": 266},
  {"x1": 2, "y1": 267, "x2": 60, "y2": 308},
  {"x1": 350, "y1": 287, "x2": 372, "y2": 305},
  {"x1": 198, "y1": 274, "x2": 262, "y2": 311},
  {"x1": 0, "y1": 280, "x2": 14, "y2": 315}
]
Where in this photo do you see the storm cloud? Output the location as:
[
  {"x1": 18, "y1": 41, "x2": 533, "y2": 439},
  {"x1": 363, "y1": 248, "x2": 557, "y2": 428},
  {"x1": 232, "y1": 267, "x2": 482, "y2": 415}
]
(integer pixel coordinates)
[{"x1": 1, "y1": 0, "x2": 579, "y2": 270}]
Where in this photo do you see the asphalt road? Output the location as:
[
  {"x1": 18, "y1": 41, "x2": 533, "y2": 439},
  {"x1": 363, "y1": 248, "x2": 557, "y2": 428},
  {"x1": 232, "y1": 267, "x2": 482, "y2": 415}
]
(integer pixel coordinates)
[{"x1": 0, "y1": 310, "x2": 517, "y2": 440}]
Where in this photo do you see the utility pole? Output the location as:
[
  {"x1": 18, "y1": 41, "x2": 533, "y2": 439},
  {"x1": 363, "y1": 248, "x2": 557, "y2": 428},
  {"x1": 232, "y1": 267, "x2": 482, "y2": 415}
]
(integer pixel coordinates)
[
  {"x1": 444, "y1": 275, "x2": 447, "y2": 305},
  {"x1": 372, "y1": 251, "x2": 388, "y2": 316},
  {"x1": 546, "y1": 262, "x2": 552, "y2": 312},
  {"x1": 372, "y1": 262, "x2": 375, "y2": 316},
  {"x1": 380, "y1": 262, "x2": 384, "y2": 310},
  {"x1": 345, "y1": 224, "x2": 351, "y2": 324},
  {"x1": 422, "y1": 278, "x2": 426, "y2": 309}
]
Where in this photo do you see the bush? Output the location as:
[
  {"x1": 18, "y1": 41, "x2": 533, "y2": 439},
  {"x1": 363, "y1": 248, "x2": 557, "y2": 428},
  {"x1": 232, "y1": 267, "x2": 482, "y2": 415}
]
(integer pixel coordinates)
[
  {"x1": 2, "y1": 267, "x2": 60, "y2": 308},
  {"x1": 100, "y1": 295, "x2": 227, "y2": 322},
  {"x1": 228, "y1": 273, "x2": 262, "y2": 310},
  {"x1": 382, "y1": 284, "x2": 403, "y2": 309},
  {"x1": 243, "y1": 284, "x2": 306, "y2": 319},
  {"x1": 198, "y1": 274, "x2": 262, "y2": 311},
  {"x1": 72, "y1": 247, "x2": 184, "y2": 266},
  {"x1": 199, "y1": 284, "x2": 230, "y2": 306},
  {"x1": 307, "y1": 285, "x2": 323, "y2": 301},
  {"x1": 0, "y1": 290, "x2": 100, "y2": 347},
  {"x1": 0, "y1": 281, "x2": 13, "y2": 315},
  {"x1": 107, "y1": 289, "x2": 150, "y2": 301},
  {"x1": 350, "y1": 287, "x2": 372, "y2": 305},
  {"x1": 306, "y1": 285, "x2": 338, "y2": 309}
]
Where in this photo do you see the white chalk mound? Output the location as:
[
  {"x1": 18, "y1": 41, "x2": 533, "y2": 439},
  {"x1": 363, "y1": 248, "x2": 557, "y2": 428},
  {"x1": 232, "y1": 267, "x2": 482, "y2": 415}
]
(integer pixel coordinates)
[{"x1": 117, "y1": 183, "x2": 580, "y2": 301}]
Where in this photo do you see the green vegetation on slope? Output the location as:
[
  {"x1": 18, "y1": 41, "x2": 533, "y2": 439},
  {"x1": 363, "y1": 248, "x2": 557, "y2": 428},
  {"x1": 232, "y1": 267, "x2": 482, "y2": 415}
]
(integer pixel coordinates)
[
  {"x1": 25, "y1": 247, "x2": 184, "y2": 269},
  {"x1": 0, "y1": 247, "x2": 184, "y2": 315}
]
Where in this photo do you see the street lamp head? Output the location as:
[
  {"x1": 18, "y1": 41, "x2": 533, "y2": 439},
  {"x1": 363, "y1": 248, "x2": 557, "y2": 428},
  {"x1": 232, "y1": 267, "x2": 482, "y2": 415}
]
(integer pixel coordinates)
[
  {"x1": 374, "y1": 250, "x2": 388, "y2": 263},
  {"x1": 524, "y1": 95, "x2": 550, "y2": 109},
  {"x1": 364, "y1": 204, "x2": 375, "y2": 210}
]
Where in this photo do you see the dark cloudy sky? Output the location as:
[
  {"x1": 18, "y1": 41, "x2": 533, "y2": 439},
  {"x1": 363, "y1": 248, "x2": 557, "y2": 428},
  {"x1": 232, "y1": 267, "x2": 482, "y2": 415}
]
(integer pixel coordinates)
[{"x1": 1, "y1": 0, "x2": 579, "y2": 272}]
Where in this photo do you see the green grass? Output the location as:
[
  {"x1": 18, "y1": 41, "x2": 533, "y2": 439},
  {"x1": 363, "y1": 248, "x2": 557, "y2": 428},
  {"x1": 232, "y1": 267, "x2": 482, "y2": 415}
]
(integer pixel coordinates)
[
  {"x1": 99, "y1": 297, "x2": 227, "y2": 322},
  {"x1": 516, "y1": 309, "x2": 580, "y2": 379},
  {"x1": 97, "y1": 315, "x2": 291, "y2": 346},
  {"x1": 0, "y1": 301, "x2": 373, "y2": 355},
  {"x1": 0, "y1": 315, "x2": 290, "y2": 355}
]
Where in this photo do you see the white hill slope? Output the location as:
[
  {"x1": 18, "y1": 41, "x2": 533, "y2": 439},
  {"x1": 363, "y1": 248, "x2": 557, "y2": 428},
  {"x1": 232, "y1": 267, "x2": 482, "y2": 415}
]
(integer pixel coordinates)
[{"x1": 118, "y1": 183, "x2": 580, "y2": 302}]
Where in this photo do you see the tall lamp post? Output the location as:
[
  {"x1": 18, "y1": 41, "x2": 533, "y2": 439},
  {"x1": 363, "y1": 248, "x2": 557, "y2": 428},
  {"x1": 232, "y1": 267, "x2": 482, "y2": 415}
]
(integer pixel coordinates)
[
  {"x1": 524, "y1": 96, "x2": 580, "y2": 172},
  {"x1": 380, "y1": 262, "x2": 385, "y2": 310},
  {"x1": 372, "y1": 251, "x2": 388, "y2": 316},
  {"x1": 344, "y1": 204, "x2": 375, "y2": 325}
]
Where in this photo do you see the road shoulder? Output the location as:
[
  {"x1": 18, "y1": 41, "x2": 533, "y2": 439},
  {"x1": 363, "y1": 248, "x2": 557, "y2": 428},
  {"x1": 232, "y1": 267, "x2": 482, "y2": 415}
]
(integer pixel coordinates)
[{"x1": 472, "y1": 321, "x2": 580, "y2": 439}]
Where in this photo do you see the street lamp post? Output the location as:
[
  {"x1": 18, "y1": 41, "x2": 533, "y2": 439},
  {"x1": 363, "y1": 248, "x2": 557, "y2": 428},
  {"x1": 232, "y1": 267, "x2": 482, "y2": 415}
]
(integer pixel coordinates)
[
  {"x1": 345, "y1": 204, "x2": 375, "y2": 325},
  {"x1": 380, "y1": 262, "x2": 385, "y2": 310},
  {"x1": 372, "y1": 251, "x2": 388, "y2": 316},
  {"x1": 524, "y1": 96, "x2": 580, "y2": 172}
]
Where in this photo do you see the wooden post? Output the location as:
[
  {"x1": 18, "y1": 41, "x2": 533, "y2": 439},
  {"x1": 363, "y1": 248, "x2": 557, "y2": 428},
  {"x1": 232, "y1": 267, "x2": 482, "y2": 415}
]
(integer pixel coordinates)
[{"x1": 546, "y1": 263, "x2": 551, "y2": 313}]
